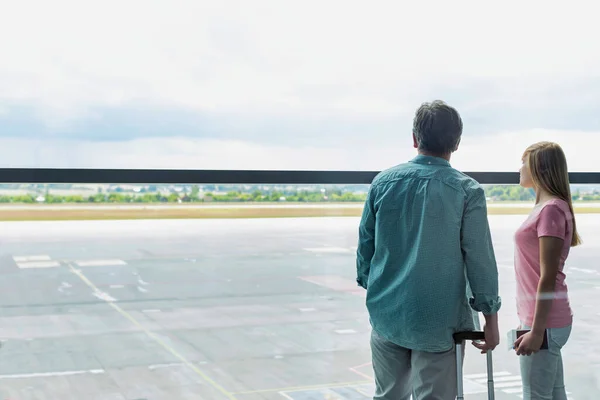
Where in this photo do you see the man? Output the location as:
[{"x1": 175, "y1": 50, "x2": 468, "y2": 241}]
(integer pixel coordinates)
[{"x1": 356, "y1": 100, "x2": 501, "y2": 399}]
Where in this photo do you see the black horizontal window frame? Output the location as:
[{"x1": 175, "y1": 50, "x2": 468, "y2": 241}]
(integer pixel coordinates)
[{"x1": 0, "y1": 169, "x2": 598, "y2": 185}]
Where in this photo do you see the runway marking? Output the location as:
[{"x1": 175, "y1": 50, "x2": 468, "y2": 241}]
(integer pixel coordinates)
[
  {"x1": 280, "y1": 383, "x2": 375, "y2": 399},
  {"x1": 335, "y1": 329, "x2": 357, "y2": 334},
  {"x1": 142, "y1": 309, "x2": 162, "y2": 313},
  {"x1": 299, "y1": 307, "x2": 317, "y2": 312},
  {"x1": 92, "y1": 289, "x2": 117, "y2": 303},
  {"x1": 467, "y1": 371, "x2": 522, "y2": 394},
  {"x1": 110, "y1": 284, "x2": 125, "y2": 289},
  {"x1": 75, "y1": 259, "x2": 127, "y2": 267},
  {"x1": 514, "y1": 391, "x2": 574, "y2": 400},
  {"x1": 58, "y1": 281, "x2": 72, "y2": 294},
  {"x1": 67, "y1": 263, "x2": 236, "y2": 400},
  {"x1": 0, "y1": 369, "x2": 104, "y2": 379},
  {"x1": 148, "y1": 361, "x2": 208, "y2": 370},
  {"x1": 347, "y1": 366, "x2": 535, "y2": 398},
  {"x1": 231, "y1": 380, "x2": 372, "y2": 395},
  {"x1": 148, "y1": 363, "x2": 185, "y2": 370},
  {"x1": 350, "y1": 362, "x2": 372, "y2": 370},
  {"x1": 469, "y1": 371, "x2": 575, "y2": 399},
  {"x1": 478, "y1": 375, "x2": 521, "y2": 384},
  {"x1": 298, "y1": 275, "x2": 365, "y2": 297},
  {"x1": 349, "y1": 365, "x2": 373, "y2": 381},
  {"x1": 465, "y1": 371, "x2": 511, "y2": 379},
  {"x1": 13, "y1": 255, "x2": 51, "y2": 262},
  {"x1": 570, "y1": 267, "x2": 598, "y2": 275},
  {"x1": 16, "y1": 260, "x2": 61, "y2": 269}
]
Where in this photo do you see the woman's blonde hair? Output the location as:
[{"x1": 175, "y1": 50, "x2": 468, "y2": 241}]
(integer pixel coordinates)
[{"x1": 523, "y1": 141, "x2": 581, "y2": 247}]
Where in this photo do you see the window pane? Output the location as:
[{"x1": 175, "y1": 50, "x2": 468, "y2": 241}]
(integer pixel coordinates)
[{"x1": 0, "y1": 183, "x2": 598, "y2": 398}]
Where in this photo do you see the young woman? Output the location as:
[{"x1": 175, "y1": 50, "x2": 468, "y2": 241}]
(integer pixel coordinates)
[{"x1": 513, "y1": 141, "x2": 582, "y2": 399}]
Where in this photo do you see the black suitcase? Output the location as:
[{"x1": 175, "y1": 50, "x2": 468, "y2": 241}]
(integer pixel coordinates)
[{"x1": 453, "y1": 331, "x2": 495, "y2": 400}]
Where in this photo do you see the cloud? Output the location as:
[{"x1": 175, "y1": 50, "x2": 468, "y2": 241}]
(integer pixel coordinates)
[
  {"x1": 0, "y1": 0, "x2": 599, "y2": 169},
  {"x1": 0, "y1": 129, "x2": 595, "y2": 174},
  {"x1": 453, "y1": 129, "x2": 596, "y2": 172},
  {"x1": 1, "y1": 1, "x2": 599, "y2": 115}
]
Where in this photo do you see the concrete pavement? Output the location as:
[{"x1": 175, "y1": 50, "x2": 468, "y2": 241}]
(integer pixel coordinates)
[{"x1": 0, "y1": 216, "x2": 599, "y2": 399}]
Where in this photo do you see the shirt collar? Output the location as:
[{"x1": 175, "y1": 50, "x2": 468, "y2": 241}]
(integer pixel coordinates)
[{"x1": 409, "y1": 154, "x2": 451, "y2": 167}]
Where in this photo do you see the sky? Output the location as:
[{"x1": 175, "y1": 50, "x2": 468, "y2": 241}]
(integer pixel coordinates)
[{"x1": 0, "y1": 0, "x2": 598, "y2": 172}]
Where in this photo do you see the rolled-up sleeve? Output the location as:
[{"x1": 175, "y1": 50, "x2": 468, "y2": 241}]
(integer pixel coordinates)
[
  {"x1": 356, "y1": 185, "x2": 377, "y2": 289},
  {"x1": 461, "y1": 186, "x2": 502, "y2": 315}
]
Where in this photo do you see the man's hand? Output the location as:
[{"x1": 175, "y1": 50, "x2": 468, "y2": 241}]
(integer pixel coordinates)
[
  {"x1": 514, "y1": 331, "x2": 544, "y2": 356},
  {"x1": 472, "y1": 315, "x2": 500, "y2": 354}
]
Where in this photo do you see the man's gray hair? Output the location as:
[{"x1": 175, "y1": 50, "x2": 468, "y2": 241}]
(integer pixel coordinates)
[{"x1": 413, "y1": 100, "x2": 463, "y2": 155}]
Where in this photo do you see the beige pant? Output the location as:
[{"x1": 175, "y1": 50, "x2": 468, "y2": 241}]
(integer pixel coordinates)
[{"x1": 370, "y1": 329, "x2": 465, "y2": 400}]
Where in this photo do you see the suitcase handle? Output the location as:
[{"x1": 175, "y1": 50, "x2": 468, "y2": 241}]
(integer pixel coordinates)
[
  {"x1": 454, "y1": 331, "x2": 495, "y2": 400},
  {"x1": 453, "y1": 330, "x2": 485, "y2": 343}
]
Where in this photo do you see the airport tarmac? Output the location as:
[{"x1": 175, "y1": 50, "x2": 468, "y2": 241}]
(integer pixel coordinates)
[{"x1": 0, "y1": 215, "x2": 599, "y2": 399}]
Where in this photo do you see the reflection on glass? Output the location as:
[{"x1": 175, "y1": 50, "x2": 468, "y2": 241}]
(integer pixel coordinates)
[{"x1": 0, "y1": 184, "x2": 597, "y2": 399}]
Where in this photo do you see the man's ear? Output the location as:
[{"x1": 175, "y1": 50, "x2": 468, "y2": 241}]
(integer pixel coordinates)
[
  {"x1": 413, "y1": 132, "x2": 418, "y2": 149},
  {"x1": 454, "y1": 137, "x2": 461, "y2": 152}
]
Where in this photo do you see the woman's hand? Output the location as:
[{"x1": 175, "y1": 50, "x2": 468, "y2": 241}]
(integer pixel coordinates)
[{"x1": 514, "y1": 331, "x2": 545, "y2": 356}]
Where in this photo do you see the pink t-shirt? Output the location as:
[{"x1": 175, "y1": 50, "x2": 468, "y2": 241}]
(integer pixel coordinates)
[{"x1": 514, "y1": 198, "x2": 574, "y2": 328}]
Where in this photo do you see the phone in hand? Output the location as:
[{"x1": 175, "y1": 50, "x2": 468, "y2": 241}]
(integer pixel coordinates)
[{"x1": 507, "y1": 329, "x2": 549, "y2": 351}]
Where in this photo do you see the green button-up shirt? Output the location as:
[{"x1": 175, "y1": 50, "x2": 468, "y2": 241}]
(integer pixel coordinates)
[{"x1": 356, "y1": 154, "x2": 501, "y2": 352}]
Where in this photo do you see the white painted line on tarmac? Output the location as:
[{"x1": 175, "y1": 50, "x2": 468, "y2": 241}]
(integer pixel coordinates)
[
  {"x1": 13, "y1": 255, "x2": 51, "y2": 262},
  {"x1": 0, "y1": 369, "x2": 105, "y2": 379},
  {"x1": 570, "y1": 267, "x2": 598, "y2": 275},
  {"x1": 299, "y1": 308, "x2": 317, "y2": 312},
  {"x1": 475, "y1": 375, "x2": 521, "y2": 384},
  {"x1": 505, "y1": 387, "x2": 523, "y2": 393},
  {"x1": 137, "y1": 286, "x2": 148, "y2": 293},
  {"x1": 92, "y1": 289, "x2": 117, "y2": 302},
  {"x1": 465, "y1": 371, "x2": 511, "y2": 379},
  {"x1": 335, "y1": 329, "x2": 357, "y2": 334},
  {"x1": 496, "y1": 381, "x2": 523, "y2": 389},
  {"x1": 17, "y1": 261, "x2": 60, "y2": 269},
  {"x1": 58, "y1": 282, "x2": 72, "y2": 293},
  {"x1": 148, "y1": 363, "x2": 184, "y2": 370},
  {"x1": 76, "y1": 259, "x2": 127, "y2": 267},
  {"x1": 147, "y1": 361, "x2": 207, "y2": 370}
]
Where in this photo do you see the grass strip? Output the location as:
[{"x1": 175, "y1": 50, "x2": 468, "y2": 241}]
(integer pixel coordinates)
[{"x1": 0, "y1": 205, "x2": 598, "y2": 221}]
